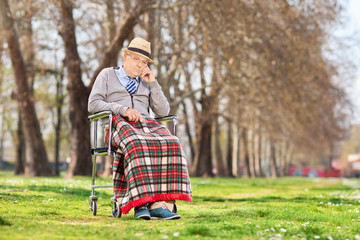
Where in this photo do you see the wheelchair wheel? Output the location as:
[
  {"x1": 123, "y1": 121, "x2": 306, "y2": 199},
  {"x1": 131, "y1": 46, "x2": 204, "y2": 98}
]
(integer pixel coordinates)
[
  {"x1": 90, "y1": 200, "x2": 97, "y2": 216},
  {"x1": 112, "y1": 202, "x2": 122, "y2": 218},
  {"x1": 172, "y1": 202, "x2": 177, "y2": 213}
]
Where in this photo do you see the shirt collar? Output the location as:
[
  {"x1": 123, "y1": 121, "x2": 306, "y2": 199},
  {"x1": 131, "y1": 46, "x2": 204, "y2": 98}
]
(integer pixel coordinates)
[{"x1": 119, "y1": 66, "x2": 140, "y2": 82}]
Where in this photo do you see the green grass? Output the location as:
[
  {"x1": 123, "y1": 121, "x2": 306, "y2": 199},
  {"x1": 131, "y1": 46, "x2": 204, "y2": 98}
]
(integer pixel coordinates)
[{"x1": 1, "y1": 171, "x2": 360, "y2": 240}]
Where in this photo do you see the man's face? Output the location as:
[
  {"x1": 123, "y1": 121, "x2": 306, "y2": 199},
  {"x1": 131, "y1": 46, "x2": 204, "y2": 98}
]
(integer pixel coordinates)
[{"x1": 123, "y1": 53, "x2": 149, "y2": 78}]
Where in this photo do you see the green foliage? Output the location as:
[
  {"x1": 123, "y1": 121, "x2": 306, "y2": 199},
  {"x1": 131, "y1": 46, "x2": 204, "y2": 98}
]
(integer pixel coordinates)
[{"x1": 1, "y1": 171, "x2": 360, "y2": 239}]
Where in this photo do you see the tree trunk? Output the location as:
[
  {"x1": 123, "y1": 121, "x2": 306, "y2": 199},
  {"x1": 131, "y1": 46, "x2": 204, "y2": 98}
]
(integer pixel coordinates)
[
  {"x1": 15, "y1": 110, "x2": 25, "y2": 175},
  {"x1": 279, "y1": 141, "x2": 285, "y2": 176},
  {"x1": 191, "y1": 52, "x2": 216, "y2": 177},
  {"x1": 54, "y1": 71, "x2": 65, "y2": 176},
  {"x1": 232, "y1": 123, "x2": 239, "y2": 177},
  {"x1": 284, "y1": 145, "x2": 294, "y2": 176},
  {"x1": 282, "y1": 141, "x2": 292, "y2": 176},
  {"x1": 23, "y1": 3, "x2": 36, "y2": 92},
  {"x1": 0, "y1": 0, "x2": 51, "y2": 176},
  {"x1": 193, "y1": 96, "x2": 214, "y2": 177},
  {"x1": 194, "y1": 118, "x2": 213, "y2": 177},
  {"x1": 144, "y1": 0, "x2": 156, "y2": 52},
  {"x1": 226, "y1": 121, "x2": 233, "y2": 177},
  {"x1": 269, "y1": 137, "x2": 278, "y2": 178},
  {"x1": 182, "y1": 101, "x2": 195, "y2": 161},
  {"x1": 258, "y1": 130, "x2": 265, "y2": 177},
  {"x1": 214, "y1": 117, "x2": 226, "y2": 177},
  {"x1": 105, "y1": 0, "x2": 118, "y2": 67},
  {"x1": 242, "y1": 128, "x2": 251, "y2": 178},
  {"x1": 276, "y1": 142, "x2": 282, "y2": 176},
  {"x1": 248, "y1": 129, "x2": 255, "y2": 178},
  {"x1": 58, "y1": 0, "x2": 92, "y2": 177},
  {"x1": 253, "y1": 129, "x2": 261, "y2": 177},
  {"x1": 263, "y1": 134, "x2": 270, "y2": 178},
  {"x1": 249, "y1": 129, "x2": 256, "y2": 178}
]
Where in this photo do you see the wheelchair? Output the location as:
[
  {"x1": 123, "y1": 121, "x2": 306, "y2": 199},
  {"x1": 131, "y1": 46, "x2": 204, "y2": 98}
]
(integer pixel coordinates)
[{"x1": 88, "y1": 110, "x2": 178, "y2": 218}]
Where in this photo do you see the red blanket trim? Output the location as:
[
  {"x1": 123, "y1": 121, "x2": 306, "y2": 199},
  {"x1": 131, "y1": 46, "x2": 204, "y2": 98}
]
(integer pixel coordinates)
[{"x1": 120, "y1": 193, "x2": 193, "y2": 214}]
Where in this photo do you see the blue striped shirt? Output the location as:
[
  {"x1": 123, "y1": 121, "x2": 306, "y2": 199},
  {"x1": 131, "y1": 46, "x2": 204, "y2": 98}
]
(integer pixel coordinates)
[{"x1": 113, "y1": 67, "x2": 140, "y2": 92}]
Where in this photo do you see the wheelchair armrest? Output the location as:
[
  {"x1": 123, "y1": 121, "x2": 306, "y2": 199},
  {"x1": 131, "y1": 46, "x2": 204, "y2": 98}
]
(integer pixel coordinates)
[
  {"x1": 88, "y1": 111, "x2": 177, "y2": 123},
  {"x1": 88, "y1": 110, "x2": 114, "y2": 156},
  {"x1": 154, "y1": 115, "x2": 177, "y2": 123},
  {"x1": 155, "y1": 115, "x2": 178, "y2": 135},
  {"x1": 88, "y1": 110, "x2": 112, "y2": 121}
]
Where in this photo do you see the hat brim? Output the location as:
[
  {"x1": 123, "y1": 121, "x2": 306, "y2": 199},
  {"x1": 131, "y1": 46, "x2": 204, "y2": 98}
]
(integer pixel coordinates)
[{"x1": 122, "y1": 49, "x2": 153, "y2": 63}]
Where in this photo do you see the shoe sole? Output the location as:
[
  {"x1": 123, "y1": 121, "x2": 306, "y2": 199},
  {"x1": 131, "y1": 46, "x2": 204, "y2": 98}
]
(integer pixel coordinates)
[
  {"x1": 136, "y1": 214, "x2": 151, "y2": 220},
  {"x1": 150, "y1": 215, "x2": 181, "y2": 220}
]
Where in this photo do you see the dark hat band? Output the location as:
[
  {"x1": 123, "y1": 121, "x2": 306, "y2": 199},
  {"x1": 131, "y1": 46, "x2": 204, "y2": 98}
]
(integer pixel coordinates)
[{"x1": 128, "y1": 47, "x2": 151, "y2": 59}]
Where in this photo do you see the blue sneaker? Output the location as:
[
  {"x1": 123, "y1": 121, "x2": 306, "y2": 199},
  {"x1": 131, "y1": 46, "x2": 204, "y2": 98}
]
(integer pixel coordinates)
[
  {"x1": 134, "y1": 204, "x2": 150, "y2": 220},
  {"x1": 149, "y1": 207, "x2": 181, "y2": 220}
]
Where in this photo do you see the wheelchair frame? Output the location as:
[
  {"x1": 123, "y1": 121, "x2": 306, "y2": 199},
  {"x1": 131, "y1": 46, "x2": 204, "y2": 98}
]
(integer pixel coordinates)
[{"x1": 87, "y1": 110, "x2": 178, "y2": 218}]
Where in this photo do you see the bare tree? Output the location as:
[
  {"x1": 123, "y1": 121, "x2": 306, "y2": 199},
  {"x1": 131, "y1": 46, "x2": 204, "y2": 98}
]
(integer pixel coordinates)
[
  {"x1": 54, "y1": 0, "x2": 155, "y2": 177},
  {"x1": 0, "y1": 0, "x2": 51, "y2": 176}
]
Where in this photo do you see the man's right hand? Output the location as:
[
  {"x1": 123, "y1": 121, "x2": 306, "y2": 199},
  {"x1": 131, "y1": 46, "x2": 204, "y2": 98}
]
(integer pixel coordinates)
[{"x1": 124, "y1": 108, "x2": 143, "y2": 123}]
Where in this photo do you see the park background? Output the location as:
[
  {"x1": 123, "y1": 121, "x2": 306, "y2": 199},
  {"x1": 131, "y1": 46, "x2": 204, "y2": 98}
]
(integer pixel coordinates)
[
  {"x1": 0, "y1": 0, "x2": 360, "y2": 179},
  {"x1": 2, "y1": 1, "x2": 360, "y2": 239}
]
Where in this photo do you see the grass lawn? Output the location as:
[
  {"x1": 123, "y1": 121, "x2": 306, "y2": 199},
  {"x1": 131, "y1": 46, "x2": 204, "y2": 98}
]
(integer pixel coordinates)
[{"x1": 1, "y1": 171, "x2": 360, "y2": 240}]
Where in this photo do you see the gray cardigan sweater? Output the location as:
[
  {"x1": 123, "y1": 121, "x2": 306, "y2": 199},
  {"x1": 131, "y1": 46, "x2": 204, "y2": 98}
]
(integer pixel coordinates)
[{"x1": 88, "y1": 67, "x2": 170, "y2": 117}]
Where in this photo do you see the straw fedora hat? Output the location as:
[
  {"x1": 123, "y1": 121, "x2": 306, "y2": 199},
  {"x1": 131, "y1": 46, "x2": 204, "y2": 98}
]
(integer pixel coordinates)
[{"x1": 122, "y1": 38, "x2": 153, "y2": 62}]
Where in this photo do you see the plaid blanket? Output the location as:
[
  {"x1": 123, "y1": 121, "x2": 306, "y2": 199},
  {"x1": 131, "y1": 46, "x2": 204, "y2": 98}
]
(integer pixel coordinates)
[{"x1": 107, "y1": 115, "x2": 192, "y2": 214}]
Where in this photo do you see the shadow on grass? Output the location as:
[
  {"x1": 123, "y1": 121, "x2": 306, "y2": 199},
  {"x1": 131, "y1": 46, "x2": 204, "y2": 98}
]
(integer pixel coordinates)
[
  {"x1": 0, "y1": 216, "x2": 11, "y2": 226},
  {"x1": 0, "y1": 184, "x2": 113, "y2": 201}
]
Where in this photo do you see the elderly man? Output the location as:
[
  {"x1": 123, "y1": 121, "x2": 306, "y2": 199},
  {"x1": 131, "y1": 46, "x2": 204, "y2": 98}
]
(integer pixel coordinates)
[{"x1": 88, "y1": 37, "x2": 192, "y2": 220}]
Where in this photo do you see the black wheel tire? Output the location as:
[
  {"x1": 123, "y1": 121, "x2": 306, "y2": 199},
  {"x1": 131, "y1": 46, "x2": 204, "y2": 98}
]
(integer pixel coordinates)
[
  {"x1": 112, "y1": 202, "x2": 122, "y2": 218},
  {"x1": 90, "y1": 200, "x2": 97, "y2": 216}
]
